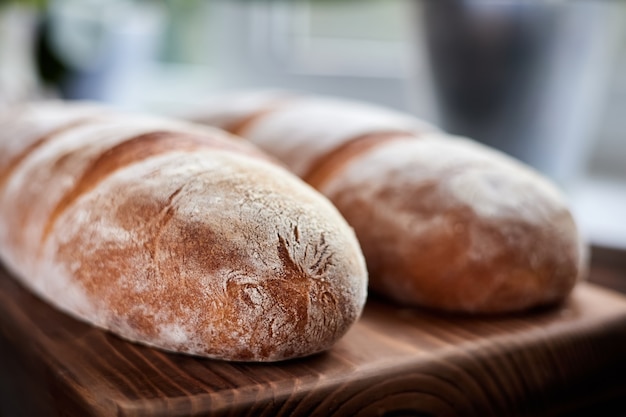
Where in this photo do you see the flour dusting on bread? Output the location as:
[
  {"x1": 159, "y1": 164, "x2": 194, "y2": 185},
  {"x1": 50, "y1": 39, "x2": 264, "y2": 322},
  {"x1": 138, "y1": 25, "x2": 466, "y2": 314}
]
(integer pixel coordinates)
[{"x1": 0, "y1": 103, "x2": 368, "y2": 361}]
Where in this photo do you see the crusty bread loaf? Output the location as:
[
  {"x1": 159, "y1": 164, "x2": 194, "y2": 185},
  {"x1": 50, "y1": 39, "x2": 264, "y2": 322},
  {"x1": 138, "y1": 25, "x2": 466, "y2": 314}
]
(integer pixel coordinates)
[
  {"x1": 0, "y1": 101, "x2": 368, "y2": 361},
  {"x1": 188, "y1": 92, "x2": 587, "y2": 314}
]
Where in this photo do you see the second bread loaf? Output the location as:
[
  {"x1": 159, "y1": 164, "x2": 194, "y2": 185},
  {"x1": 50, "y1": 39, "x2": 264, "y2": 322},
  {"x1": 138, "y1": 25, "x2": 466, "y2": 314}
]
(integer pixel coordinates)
[{"x1": 189, "y1": 92, "x2": 586, "y2": 314}]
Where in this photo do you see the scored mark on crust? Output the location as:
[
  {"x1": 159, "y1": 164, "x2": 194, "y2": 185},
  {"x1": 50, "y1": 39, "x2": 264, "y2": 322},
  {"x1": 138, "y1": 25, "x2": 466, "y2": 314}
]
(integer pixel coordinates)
[
  {"x1": 225, "y1": 95, "x2": 298, "y2": 136},
  {"x1": 310, "y1": 232, "x2": 334, "y2": 277},
  {"x1": 277, "y1": 232, "x2": 305, "y2": 276},
  {"x1": 165, "y1": 186, "x2": 184, "y2": 206},
  {"x1": 39, "y1": 131, "x2": 220, "y2": 245},
  {"x1": 0, "y1": 118, "x2": 95, "y2": 191},
  {"x1": 303, "y1": 131, "x2": 418, "y2": 190},
  {"x1": 150, "y1": 185, "x2": 185, "y2": 263},
  {"x1": 228, "y1": 107, "x2": 279, "y2": 137},
  {"x1": 150, "y1": 184, "x2": 188, "y2": 282},
  {"x1": 277, "y1": 230, "x2": 335, "y2": 279},
  {"x1": 293, "y1": 224, "x2": 300, "y2": 243}
]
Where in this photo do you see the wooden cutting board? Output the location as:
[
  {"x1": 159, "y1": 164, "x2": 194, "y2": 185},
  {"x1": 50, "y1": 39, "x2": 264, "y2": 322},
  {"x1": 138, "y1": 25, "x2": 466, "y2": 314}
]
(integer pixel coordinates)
[{"x1": 1, "y1": 253, "x2": 626, "y2": 417}]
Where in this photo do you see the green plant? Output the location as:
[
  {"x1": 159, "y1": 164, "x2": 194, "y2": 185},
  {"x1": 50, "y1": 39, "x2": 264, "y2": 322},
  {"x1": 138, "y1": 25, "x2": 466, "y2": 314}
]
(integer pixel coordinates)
[{"x1": 0, "y1": 0, "x2": 47, "y2": 8}]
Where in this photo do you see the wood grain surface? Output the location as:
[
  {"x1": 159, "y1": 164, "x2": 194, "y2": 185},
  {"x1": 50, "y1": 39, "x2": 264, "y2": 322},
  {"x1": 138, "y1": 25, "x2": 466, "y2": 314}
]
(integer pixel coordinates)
[{"x1": 1, "y1": 252, "x2": 626, "y2": 417}]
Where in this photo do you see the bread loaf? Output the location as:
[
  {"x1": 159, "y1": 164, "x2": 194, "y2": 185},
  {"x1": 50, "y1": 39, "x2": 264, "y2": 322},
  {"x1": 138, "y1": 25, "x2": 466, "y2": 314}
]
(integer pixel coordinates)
[
  {"x1": 0, "y1": 101, "x2": 368, "y2": 361},
  {"x1": 189, "y1": 92, "x2": 586, "y2": 314}
]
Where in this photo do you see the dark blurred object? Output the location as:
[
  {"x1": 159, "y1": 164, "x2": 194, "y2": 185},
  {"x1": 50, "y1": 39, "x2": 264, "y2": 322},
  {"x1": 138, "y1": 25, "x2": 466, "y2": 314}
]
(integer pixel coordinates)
[
  {"x1": 590, "y1": 245, "x2": 626, "y2": 295},
  {"x1": 424, "y1": 1, "x2": 549, "y2": 135},
  {"x1": 32, "y1": 0, "x2": 164, "y2": 105},
  {"x1": 34, "y1": 13, "x2": 69, "y2": 90},
  {"x1": 422, "y1": 0, "x2": 622, "y2": 186}
]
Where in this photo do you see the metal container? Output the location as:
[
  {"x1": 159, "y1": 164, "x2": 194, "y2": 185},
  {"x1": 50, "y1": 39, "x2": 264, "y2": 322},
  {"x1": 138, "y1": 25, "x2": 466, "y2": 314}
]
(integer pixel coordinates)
[{"x1": 420, "y1": 0, "x2": 625, "y2": 187}]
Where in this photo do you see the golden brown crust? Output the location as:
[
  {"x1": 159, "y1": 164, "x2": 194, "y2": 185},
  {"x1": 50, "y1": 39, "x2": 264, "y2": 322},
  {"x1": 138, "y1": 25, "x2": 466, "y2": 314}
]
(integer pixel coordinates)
[
  {"x1": 0, "y1": 119, "x2": 94, "y2": 190},
  {"x1": 42, "y1": 152, "x2": 366, "y2": 360},
  {"x1": 304, "y1": 132, "x2": 415, "y2": 189},
  {"x1": 41, "y1": 130, "x2": 266, "y2": 243},
  {"x1": 0, "y1": 102, "x2": 368, "y2": 361},
  {"x1": 232, "y1": 96, "x2": 437, "y2": 177},
  {"x1": 184, "y1": 90, "x2": 296, "y2": 134},
  {"x1": 320, "y1": 136, "x2": 583, "y2": 313},
  {"x1": 228, "y1": 99, "x2": 294, "y2": 137}
]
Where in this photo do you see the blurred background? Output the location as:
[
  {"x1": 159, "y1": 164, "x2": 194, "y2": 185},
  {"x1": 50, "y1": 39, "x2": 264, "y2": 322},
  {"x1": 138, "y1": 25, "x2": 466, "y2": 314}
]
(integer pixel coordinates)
[{"x1": 1, "y1": 0, "x2": 625, "y2": 249}]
